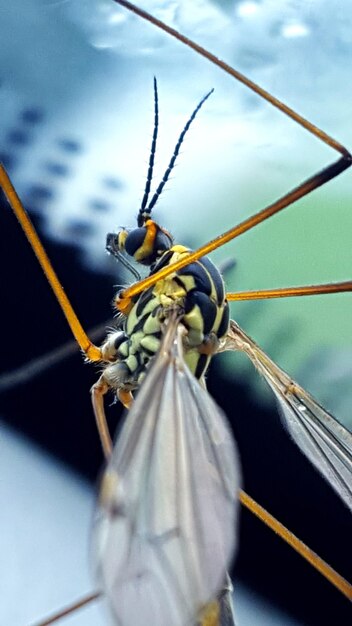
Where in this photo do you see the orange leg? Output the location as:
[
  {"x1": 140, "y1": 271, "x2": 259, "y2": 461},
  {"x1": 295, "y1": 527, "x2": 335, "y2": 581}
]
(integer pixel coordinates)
[
  {"x1": 0, "y1": 165, "x2": 102, "y2": 363},
  {"x1": 226, "y1": 280, "x2": 352, "y2": 301}
]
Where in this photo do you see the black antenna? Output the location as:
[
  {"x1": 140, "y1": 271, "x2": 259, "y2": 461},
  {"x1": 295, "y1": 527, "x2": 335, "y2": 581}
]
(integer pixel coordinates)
[
  {"x1": 145, "y1": 87, "x2": 214, "y2": 214},
  {"x1": 139, "y1": 77, "x2": 159, "y2": 219}
]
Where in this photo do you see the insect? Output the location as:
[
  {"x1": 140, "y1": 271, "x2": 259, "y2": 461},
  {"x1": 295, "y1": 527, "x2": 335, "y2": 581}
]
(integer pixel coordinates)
[{"x1": 2, "y1": 1, "x2": 352, "y2": 624}]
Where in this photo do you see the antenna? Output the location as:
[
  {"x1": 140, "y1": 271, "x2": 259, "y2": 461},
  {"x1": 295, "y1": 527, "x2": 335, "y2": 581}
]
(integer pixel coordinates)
[
  {"x1": 138, "y1": 77, "x2": 159, "y2": 223},
  {"x1": 143, "y1": 87, "x2": 214, "y2": 216}
]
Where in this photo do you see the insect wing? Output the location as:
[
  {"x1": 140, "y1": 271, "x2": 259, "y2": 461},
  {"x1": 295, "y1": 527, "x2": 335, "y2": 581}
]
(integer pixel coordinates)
[
  {"x1": 217, "y1": 574, "x2": 237, "y2": 626},
  {"x1": 223, "y1": 321, "x2": 352, "y2": 512},
  {"x1": 94, "y1": 319, "x2": 240, "y2": 626}
]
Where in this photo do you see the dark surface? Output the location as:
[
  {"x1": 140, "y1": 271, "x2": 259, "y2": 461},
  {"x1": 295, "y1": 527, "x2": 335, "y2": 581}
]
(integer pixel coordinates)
[{"x1": 0, "y1": 188, "x2": 351, "y2": 625}]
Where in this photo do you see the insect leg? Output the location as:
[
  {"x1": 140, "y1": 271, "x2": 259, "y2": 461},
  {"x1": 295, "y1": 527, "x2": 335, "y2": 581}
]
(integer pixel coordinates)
[
  {"x1": 91, "y1": 367, "x2": 134, "y2": 460},
  {"x1": 31, "y1": 488, "x2": 352, "y2": 626},
  {"x1": 226, "y1": 281, "x2": 352, "y2": 301},
  {"x1": 113, "y1": 2, "x2": 349, "y2": 155},
  {"x1": 0, "y1": 319, "x2": 111, "y2": 392},
  {"x1": 29, "y1": 591, "x2": 102, "y2": 626},
  {"x1": 116, "y1": 157, "x2": 351, "y2": 314},
  {"x1": 91, "y1": 375, "x2": 114, "y2": 459},
  {"x1": 0, "y1": 164, "x2": 102, "y2": 362},
  {"x1": 109, "y1": 2, "x2": 351, "y2": 314},
  {"x1": 239, "y1": 491, "x2": 352, "y2": 601},
  {"x1": 91, "y1": 323, "x2": 138, "y2": 456}
]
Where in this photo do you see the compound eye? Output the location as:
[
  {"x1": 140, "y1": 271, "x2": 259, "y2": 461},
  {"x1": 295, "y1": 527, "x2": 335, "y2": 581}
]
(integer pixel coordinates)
[
  {"x1": 154, "y1": 230, "x2": 172, "y2": 254},
  {"x1": 124, "y1": 228, "x2": 147, "y2": 258}
]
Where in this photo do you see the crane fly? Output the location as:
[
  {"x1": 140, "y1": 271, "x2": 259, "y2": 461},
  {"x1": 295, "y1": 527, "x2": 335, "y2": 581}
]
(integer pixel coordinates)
[{"x1": 1, "y1": 1, "x2": 352, "y2": 625}]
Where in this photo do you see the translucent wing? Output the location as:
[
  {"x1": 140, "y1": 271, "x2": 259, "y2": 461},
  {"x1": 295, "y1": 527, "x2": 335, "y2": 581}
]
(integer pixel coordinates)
[
  {"x1": 223, "y1": 320, "x2": 352, "y2": 512},
  {"x1": 217, "y1": 575, "x2": 237, "y2": 626},
  {"x1": 93, "y1": 318, "x2": 240, "y2": 626}
]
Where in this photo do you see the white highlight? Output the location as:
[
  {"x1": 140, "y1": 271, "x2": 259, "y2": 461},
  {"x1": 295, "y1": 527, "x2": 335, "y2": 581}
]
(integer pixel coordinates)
[
  {"x1": 237, "y1": 1, "x2": 259, "y2": 18},
  {"x1": 282, "y1": 22, "x2": 310, "y2": 38}
]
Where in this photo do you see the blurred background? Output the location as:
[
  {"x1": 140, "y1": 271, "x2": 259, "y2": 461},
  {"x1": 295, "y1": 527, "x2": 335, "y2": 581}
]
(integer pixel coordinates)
[{"x1": 0, "y1": 1, "x2": 351, "y2": 625}]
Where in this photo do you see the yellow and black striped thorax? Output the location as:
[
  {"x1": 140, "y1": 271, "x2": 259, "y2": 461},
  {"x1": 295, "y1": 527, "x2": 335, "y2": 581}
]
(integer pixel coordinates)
[{"x1": 114, "y1": 243, "x2": 229, "y2": 386}]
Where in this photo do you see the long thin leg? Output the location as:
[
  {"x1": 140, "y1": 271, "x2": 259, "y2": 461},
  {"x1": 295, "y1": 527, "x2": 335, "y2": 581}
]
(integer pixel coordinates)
[
  {"x1": 0, "y1": 320, "x2": 109, "y2": 392},
  {"x1": 226, "y1": 280, "x2": 352, "y2": 301},
  {"x1": 110, "y1": 2, "x2": 351, "y2": 314},
  {"x1": 113, "y1": 2, "x2": 348, "y2": 156},
  {"x1": 2, "y1": 3, "x2": 350, "y2": 614},
  {"x1": 3, "y1": 162, "x2": 350, "y2": 610},
  {"x1": 116, "y1": 157, "x2": 351, "y2": 313},
  {"x1": 30, "y1": 391, "x2": 351, "y2": 626},
  {"x1": 239, "y1": 491, "x2": 352, "y2": 601},
  {"x1": 2, "y1": 277, "x2": 350, "y2": 390},
  {"x1": 91, "y1": 371, "x2": 133, "y2": 459},
  {"x1": 0, "y1": 165, "x2": 102, "y2": 362},
  {"x1": 2, "y1": 276, "x2": 350, "y2": 391},
  {"x1": 30, "y1": 487, "x2": 351, "y2": 626},
  {"x1": 29, "y1": 591, "x2": 102, "y2": 626},
  {"x1": 91, "y1": 380, "x2": 352, "y2": 603},
  {"x1": 91, "y1": 375, "x2": 114, "y2": 459}
]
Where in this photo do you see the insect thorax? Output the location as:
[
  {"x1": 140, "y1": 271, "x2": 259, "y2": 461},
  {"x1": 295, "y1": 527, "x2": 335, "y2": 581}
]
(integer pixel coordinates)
[{"x1": 102, "y1": 240, "x2": 229, "y2": 394}]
